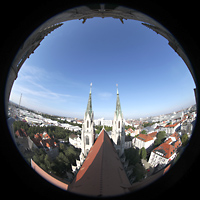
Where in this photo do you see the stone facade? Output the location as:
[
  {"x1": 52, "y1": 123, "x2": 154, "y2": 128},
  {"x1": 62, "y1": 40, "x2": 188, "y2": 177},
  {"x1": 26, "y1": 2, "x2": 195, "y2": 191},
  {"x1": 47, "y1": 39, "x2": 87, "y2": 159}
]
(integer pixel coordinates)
[{"x1": 111, "y1": 86, "x2": 125, "y2": 157}]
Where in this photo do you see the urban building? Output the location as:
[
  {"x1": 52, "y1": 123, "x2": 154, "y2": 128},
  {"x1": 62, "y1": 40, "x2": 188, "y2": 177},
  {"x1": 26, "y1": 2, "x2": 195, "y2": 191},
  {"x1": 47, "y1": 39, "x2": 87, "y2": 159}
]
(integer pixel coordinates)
[
  {"x1": 32, "y1": 132, "x2": 59, "y2": 159},
  {"x1": 80, "y1": 84, "x2": 95, "y2": 159},
  {"x1": 111, "y1": 86, "x2": 125, "y2": 157},
  {"x1": 133, "y1": 132, "x2": 157, "y2": 152},
  {"x1": 148, "y1": 132, "x2": 182, "y2": 169},
  {"x1": 69, "y1": 134, "x2": 82, "y2": 149}
]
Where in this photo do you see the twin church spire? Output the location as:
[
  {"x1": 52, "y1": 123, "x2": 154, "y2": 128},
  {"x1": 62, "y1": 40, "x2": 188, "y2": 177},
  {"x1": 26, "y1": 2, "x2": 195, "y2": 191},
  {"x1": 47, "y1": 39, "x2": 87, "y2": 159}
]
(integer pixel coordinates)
[
  {"x1": 82, "y1": 83, "x2": 125, "y2": 157},
  {"x1": 85, "y1": 83, "x2": 92, "y2": 118},
  {"x1": 115, "y1": 84, "x2": 123, "y2": 119},
  {"x1": 85, "y1": 83, "x2": 122, "y2": 118}
]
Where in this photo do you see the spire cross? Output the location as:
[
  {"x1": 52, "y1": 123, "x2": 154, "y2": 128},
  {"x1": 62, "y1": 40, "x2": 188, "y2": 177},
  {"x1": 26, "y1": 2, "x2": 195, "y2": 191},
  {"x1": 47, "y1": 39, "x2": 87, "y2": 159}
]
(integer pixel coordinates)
[
  {"x1": 90, "y1": 82, "x2": 92, "y2": 94},
  {"x1": 116, "y1": 83, "x2": 119, "y2": 94}
]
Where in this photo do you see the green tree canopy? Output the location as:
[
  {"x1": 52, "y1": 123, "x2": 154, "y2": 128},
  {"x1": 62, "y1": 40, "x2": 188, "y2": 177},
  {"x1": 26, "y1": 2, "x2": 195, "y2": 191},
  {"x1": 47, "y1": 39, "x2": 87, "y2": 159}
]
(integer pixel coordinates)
[
  {"x1": 124, "y1": 148, "x2": 140, "y2": 166},
  {"x1": 141, "y1": 130, "x2": 147, "y2": 135},
  {"x1": 139, "y1": 147, "x2": 147, "y2": 159},
  {"x1": 181, "y1": 133, "x2": 189, "y2": 146},
  {"x1": 154, "y1": 131, "x2": 166, "y2": 148}
]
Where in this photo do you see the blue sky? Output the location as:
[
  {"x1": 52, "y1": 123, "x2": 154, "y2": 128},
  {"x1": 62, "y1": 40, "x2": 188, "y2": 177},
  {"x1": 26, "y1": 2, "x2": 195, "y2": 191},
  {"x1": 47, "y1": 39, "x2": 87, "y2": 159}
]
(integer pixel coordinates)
[{"x1": 10, "y1": 18, "x2": 196, "y2": 119}]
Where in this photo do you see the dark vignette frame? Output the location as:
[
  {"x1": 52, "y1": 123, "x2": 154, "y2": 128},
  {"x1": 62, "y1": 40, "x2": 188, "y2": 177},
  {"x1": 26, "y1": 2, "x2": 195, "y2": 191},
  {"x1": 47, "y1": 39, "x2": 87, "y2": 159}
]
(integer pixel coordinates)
[{"x1": 0, "y1": 1, "x2": 199, "y2": 199}]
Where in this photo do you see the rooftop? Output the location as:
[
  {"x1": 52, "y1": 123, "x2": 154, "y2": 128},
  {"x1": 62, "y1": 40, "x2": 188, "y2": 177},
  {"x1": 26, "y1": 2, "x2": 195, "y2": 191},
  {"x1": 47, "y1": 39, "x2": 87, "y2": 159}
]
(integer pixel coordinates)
[
  {"x1": 68, "y1": 128, "x2": 131, "y2": 196},
  {"x1": 153, "y1": 143, "x2": 175, "y2": 159},
  {"x1": 137, "y1": 132, "x2": 157, "y2": 142}
]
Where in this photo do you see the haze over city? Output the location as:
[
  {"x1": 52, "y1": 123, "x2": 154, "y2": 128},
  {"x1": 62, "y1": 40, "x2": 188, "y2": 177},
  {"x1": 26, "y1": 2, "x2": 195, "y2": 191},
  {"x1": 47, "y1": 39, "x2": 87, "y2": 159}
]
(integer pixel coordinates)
[{"x1": 10, "y1": 18, "x2": 196, "y2": 119}]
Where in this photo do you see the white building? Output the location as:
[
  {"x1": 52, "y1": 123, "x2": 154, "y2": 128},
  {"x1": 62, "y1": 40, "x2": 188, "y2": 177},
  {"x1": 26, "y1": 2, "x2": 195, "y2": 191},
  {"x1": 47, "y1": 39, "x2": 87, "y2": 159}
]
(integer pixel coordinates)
[
  {"x1": 133, "y1": 132, "x2": 157, "y2": 152},
  {"x1": 148, "y1": 142, "x2": 177, "y2": 169},
  {"x1": 60, "y1": 123, "x2": 81, "y2": 132},
  {"x1": 60, "y1": 123, "x2": 71, "y2": 129},
  {"x1": 111, "y1": 86, "x2": 125, "y2": 157},
  {"x1": 94, "y1": 118, "x2": 113, "y2": 127},
  {"x1": 125, "y1": 128, "x2": 140, "y2": 137},
  {"x1": 68, "y1": 126, "x2": 82, "y2": 132},
  {"x1": 25, "y1": 116, "x2": 43, "y2": 124},
  {"x1": 69, "y1": 134, "x2": 82, "y2": 149},
  {"x1": 148, "y1": 133, "x2": 182, "y2": 169},
  {"x1": 165, "y1": 122, "x2": 181, "y2": 135}
]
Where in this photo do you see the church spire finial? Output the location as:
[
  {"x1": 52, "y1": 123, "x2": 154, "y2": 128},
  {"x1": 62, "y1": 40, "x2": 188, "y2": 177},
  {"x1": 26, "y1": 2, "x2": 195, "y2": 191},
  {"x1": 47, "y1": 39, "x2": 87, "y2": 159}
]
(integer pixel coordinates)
[
  {"x1": 116, "y1": 83, "x2": 119, "y2": 95},
  {"x1": 90, "y1": 82, "x2": 92, "y2": 94}
]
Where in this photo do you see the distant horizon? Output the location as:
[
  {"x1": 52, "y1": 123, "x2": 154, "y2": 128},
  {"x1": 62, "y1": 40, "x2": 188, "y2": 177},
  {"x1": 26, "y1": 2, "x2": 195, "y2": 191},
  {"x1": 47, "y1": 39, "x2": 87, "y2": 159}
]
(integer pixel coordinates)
[
  {"x1": 9, "y1": 18, "x2": 196, "y2": 119},
  {"x1": 9, "y1": 100, "x2": 195, "y2": 120}
]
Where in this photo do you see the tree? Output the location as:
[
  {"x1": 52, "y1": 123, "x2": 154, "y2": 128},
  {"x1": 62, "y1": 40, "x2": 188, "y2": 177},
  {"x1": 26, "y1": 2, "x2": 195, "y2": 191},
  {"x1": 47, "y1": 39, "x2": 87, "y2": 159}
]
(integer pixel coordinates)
[
  {"x1": 181, "y1": 133, "x2": 189, "y2": 146},
  {"x1": 124, "y1": 148, "x2": 146, "y2": 182},
  {"x1": 124, "y1": 148, "x2": 140, "y2": 165},
  {"x1": 141, "y1": 130, "x2": 147, "y2": 134},
  {"x1": 133, "y1": 163, "x2": 146, "y2": 182},
  {"x1": 154, "y1": 131, "x2": 166, "y2": 148},
  {"x1": 139, "y1": 147, "x2": 147, "y2": 159}
]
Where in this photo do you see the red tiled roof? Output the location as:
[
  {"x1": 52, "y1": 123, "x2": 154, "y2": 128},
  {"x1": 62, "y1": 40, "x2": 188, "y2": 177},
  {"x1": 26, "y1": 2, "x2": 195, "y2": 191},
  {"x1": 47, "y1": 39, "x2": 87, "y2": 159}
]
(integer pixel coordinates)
[
  {"x1": 149, "y1": 131, "x2": 157, "y2": 138},
  {"x1": 15, "y1": 128, "x2": 28, "y2": 137},
  {"x1": 137, "y1": 132, "x2": 157, "y2": 142},
  {"x1": 173, "y1": 139, "x2": 182, "y2": 149},
  {"x1": 127, "y1": 128, "x2": 134, "y2": 133},
  {"x1": 32, "y1": 133, "x2": 57, "y2": 149},
  {"x1": 43, "y1": 132, "x2": 51, "y2": 139},
  {"x1": 165, "y1": 122, "x2": 180, "y2": 128},
  {"x1": 170, "y1": 132, "x2": 180, "y2": 140},
  {"x1": 153, "y1": 143, "x2": 175, "y2": 159},
  {"x1": 68, "y1": 128, "x2": 131, "y2": 196},
  {"x1": 164, "y1": 138, "x2": 172, "y2": 144}
]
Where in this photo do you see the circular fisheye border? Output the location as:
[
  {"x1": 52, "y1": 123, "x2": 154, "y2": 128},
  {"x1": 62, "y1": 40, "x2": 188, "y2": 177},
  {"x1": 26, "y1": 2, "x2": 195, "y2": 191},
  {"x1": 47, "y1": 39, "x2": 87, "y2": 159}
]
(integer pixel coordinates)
[{"x1": 1, "y1": 1, "x2": 200, "y2": 199}]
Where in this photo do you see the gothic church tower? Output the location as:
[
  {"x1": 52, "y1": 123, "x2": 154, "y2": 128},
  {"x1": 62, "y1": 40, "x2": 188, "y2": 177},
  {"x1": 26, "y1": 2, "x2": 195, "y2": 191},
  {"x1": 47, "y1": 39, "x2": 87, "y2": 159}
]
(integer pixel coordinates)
[
  {"x1": 81, "y1": 83, "x2": 95, "y2": 158},
  {"x1": 111, "y1": 85, "x2": 125, "y2": 157}
]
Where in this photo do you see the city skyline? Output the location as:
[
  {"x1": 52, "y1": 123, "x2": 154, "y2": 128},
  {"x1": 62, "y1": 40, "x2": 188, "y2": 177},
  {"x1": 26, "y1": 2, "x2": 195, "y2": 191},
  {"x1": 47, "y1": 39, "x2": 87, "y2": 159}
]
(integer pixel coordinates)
[{"x1": 9, "y1": 18, "x2": 196, "y2": 119}]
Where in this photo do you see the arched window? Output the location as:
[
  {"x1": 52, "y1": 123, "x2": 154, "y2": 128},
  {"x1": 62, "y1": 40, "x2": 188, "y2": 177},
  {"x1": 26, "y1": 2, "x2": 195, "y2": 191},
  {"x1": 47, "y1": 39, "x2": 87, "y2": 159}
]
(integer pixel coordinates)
[
  {"x1": 86, "y1": 135, "x2": 89, "y2": 145},
  {"x1": 117, "y1": 135, "x2": 120, "y2": 145},
  {"x1": 87, "y1": 120, "x2": 89, "y2": 128},
  {"x1": 118, "y1": 121, "x2": 120, "y2": 129}
]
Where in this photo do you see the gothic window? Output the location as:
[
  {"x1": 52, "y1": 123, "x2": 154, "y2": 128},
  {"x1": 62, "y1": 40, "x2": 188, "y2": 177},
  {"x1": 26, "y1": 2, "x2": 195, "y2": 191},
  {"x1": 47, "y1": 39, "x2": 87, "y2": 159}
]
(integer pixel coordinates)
[
  {"x1": 86, "y1": 135, "x2": 89, "y2": 145},
  {"x1": 87, "y1": 120, "x2": 89, "y2": 128},
  {"x1": 118, "y1": 121, "x2": 120, "y2": 129},
  {"x1": 117, "y1": 135, "x2": 120, "y2": 145}
]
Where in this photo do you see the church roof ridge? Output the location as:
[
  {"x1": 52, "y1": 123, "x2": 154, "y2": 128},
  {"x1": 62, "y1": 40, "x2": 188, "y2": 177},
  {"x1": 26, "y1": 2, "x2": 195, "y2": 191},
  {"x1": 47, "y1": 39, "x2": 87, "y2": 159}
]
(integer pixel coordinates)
[{"x1": 68, "y1": 124, "x2": 131, "y2": 196}]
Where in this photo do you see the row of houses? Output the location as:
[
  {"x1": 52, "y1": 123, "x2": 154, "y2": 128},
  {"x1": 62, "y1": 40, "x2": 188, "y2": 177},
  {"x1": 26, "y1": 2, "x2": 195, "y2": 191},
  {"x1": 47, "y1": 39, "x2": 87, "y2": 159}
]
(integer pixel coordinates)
[
  {"x1": 126, "y1": 128, "x2": 182, "y2": 170},
  {"x1": 15, "y1": 129, "x2": 59, "y2": 159},
  {"x1": 16, "y1": 108, "x2": 83, "y2": 133},
  {"x1": 148, "y1": 132, "x2": 182, "y2": 170},
  {"x1": 59, "y1": 123, "x2": 81, "y2": 132}
]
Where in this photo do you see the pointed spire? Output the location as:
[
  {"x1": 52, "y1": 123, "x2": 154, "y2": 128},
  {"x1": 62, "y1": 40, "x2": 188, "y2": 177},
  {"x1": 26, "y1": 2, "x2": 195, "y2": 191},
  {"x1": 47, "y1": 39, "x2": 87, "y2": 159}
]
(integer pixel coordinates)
[
  {"x1": 90, "y1": 82, "x2": 92, "y2": 94},
  {"x1": 86, "y1": 83, "x2": 93, "y2": 117},
  {"x1": 115, "y1": 84, "x2": 122, "y2": 117},
  {"x1": 116, "y1": 83, "x2": 119, "y2": 95}
]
